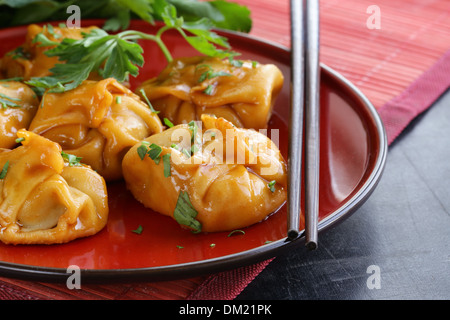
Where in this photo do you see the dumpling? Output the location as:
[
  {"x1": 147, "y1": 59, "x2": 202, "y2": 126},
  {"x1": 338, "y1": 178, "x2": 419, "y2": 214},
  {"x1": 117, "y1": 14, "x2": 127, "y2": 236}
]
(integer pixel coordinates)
[
  {"x1": 0, "y1": 130, "x2": 108, "y2": 245},
  {"x1": 0, "y1": 81, "x2": 39, "y2": 149},
  {"x1": 0, "y1": 24, "x2": 97, "y2": 80},
  {"x1": 28, "y1": 78, "x2": 164, "y2": 181},
  {"x1": 136, "y1": 56, "x2": 284, "y2": 130},
  {"x1": 122, "y1": 114, "x2": 287, "y2": 233}
]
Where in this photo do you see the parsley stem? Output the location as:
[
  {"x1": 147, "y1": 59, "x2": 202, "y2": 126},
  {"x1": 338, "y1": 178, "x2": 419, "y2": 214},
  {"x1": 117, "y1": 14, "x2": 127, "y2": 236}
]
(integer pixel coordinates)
[{"x1": 118, "y1": 30, "x2": 173, "y2": 63}]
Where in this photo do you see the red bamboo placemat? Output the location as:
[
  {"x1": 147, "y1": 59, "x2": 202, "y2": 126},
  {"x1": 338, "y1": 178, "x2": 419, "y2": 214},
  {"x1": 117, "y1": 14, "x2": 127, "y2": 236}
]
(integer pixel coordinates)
[{"x1": 1, "y1": 0, "x2": 450, "y2": 300}]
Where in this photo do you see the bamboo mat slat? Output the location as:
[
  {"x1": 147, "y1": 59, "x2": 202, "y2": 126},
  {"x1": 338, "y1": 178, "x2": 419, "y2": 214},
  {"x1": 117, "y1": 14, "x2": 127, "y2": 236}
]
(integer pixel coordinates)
[{"x1": 240, "y1": 0, "x2": 450, "y2": 109}]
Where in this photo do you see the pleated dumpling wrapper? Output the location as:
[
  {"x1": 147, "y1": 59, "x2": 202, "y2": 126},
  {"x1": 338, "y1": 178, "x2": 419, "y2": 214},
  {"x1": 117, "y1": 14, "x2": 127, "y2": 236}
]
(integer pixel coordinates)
[
  {"x1": 136, "y1": 56, "x2": 284, "y2": 130},
  {"x1": 0, "y1": 130, "x2": 108, "y2": 245},
  {"x1": 28, "y1": 78, "x2": 164, "y2": 181},
  {"x1": 0, "y1": 24, "x2": 98, "y2": 80},
  {"x1": 0, "y1": 81, "x2": 39, "y2": 149},
  {"x1": 122, "y1": 114, "x2": 287, "y2": 233}
]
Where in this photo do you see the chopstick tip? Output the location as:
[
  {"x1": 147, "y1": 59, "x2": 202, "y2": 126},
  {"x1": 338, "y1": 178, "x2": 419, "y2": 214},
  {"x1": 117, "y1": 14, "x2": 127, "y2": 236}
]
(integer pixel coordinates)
[
  {"x1": 287, "y1": 229, "x2": 299, "y2": 241},
  {"x1": 306, "y1": 240, "x2": 318, "y2": 251}
]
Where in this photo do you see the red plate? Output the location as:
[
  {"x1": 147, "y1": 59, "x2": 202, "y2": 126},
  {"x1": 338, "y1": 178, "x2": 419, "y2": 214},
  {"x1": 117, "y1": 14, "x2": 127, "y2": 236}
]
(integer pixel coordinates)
[{"x1": 0, "y1": 20, "x2": 387, "y2": 282}]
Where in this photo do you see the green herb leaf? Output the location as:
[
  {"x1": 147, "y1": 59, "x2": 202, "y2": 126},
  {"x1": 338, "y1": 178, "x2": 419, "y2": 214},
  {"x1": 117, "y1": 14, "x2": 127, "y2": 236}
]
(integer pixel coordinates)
[
  {"x1": 197, "y1": 64, "x2": 231, "y2": 83},
  {"x1": 173, "y1": 191, "x2": 201, "y2": 233},
  {"x1": 148, "y1": 143, "x2": 163, "y2": 164},
  {"x1": 163, "y1": 153, "x2": 171, "y2": 177},
  {"x1": 227, "y1": 229, "x2": 245, "y2": 237},
  {"x1": 139, "y1": 88, "x2": 159, "y2": 114},
  {"x1": 167, "y1": 0, "x2": 252, "y2": 32},
  {"x1": 0, "y1": 0, "x2": 252, "y2": 34},
  {"x1": 164, "y1": 117, "x2": 174, "y2": 128},
  {"x1": 61, "y1": 151, "x2": 82, "y2": 167},
  {"x1": 19, "y1": 1, "x2": 245, "y2": 93},
  {"x1": 137, "y1": 142, "x2": 149, "y2": 160},
  {"x1": 6, "y1": 46, "x2": 30, "y2": 60},
  {"x1": 26, "y1": 28, "x2": 145, "y2": 92},
  {"x1": 32, "y1": 30, "x2": 59, "y2": 47},
  {"x1": 268, "y1": 180, "x2": 276, "y2": 193},
  {"x1": 15, "y1": 137, "x2": 25, "y2": 144},
  {"x1": 0, "y1": 161, "x2": 9, "y2": 179},
  {"x1": 203, "y1": 84, "x2": 214, "y2": 95},
  {"x1": 228, "y1": 56, "x2": 243, "y2": 67},
  {"x1": 0, "y1": 93, "x2": 21, "y2": 108},
  {"x1": 159, "y1": 4, "x2": 235, "y2": 59},
  {"x1": 132, "y1": 225, "x2": 143, "y2": 234}
]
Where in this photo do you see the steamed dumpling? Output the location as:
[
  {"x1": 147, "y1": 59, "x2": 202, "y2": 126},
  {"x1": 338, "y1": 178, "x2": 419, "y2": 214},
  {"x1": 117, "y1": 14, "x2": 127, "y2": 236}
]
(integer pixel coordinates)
[
  {"x1": 28, "y1": 78, "x2": 164, "y2": 181},
  {"x1": 0, "y1": 81, "x2": 39, "y2": 149},
  {"x1": 136, "y1": 56, "x2": 284, "y2": 130},
  {"x1": 0, "y1": 24, "x2": 97, "y2": 80},
  {"x1": 122, "y1": 114, "x2": 287, "y2": 233},
  {"x1": 0, "y1": 130, "x2": 108, "y2": 245}
]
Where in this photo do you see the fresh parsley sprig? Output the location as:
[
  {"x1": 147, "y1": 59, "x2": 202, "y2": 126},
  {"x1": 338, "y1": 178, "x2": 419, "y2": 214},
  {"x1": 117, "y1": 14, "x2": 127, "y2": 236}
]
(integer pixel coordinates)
[
  {"x1": 26, "y1": 28, "x2": 145, "y2": 93},
  {"x1": 25, "y1": 4, "x2": 236, "y2": 94}
]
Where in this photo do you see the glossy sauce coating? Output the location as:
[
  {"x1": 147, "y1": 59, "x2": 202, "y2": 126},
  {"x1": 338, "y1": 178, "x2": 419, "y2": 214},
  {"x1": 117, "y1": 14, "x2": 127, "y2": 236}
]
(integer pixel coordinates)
[
  {"x1": 0, "y1": 24, "x2": 98, "y2": 80},
  {"x1": 122, "y1": 114, "x2": 287, "y2": 233},
  {"x1": 136, "y1": 56, "x2": 284, "y2": 129},
  {"x1": 29, "y1": 78, "x2": 164, "y2": 181},
  {"x1": 0, "y1": 130, "x2": 108, "y2": 245},
  {"x1": 0, "y1": 81, "x2": 39, "y2": 149}
]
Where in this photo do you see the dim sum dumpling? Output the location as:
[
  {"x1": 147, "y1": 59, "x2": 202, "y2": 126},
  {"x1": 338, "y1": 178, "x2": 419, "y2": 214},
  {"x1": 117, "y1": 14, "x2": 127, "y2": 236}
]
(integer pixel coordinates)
[
  {"x1": 122, "y1": 114, "x2": 287, "y2": 233},
  {"x1": 0, "y1": 24, "x2": 98, "y2": 80},
  {"x1": 136, "y1": 56, "x2": 284, "y2": 130},
  {"x1": 28, "y1": 78, "x2": 164, "y2": 181},
  {"x1": 0, "y1": 130, "x2": 108, "y2": 245},
  {"x1": 0, "y1": 81, "x2": 39, "y2": 149}
]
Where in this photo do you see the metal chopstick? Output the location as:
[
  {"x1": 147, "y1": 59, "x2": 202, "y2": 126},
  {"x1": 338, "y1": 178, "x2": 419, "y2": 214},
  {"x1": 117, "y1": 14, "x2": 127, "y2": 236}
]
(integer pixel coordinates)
[
  {"x1": 304, "y1": 0, "x2": 320, "y2": 250},
  {"x1": 287, "y1": 0, "x2": 304, "y2": 241}
]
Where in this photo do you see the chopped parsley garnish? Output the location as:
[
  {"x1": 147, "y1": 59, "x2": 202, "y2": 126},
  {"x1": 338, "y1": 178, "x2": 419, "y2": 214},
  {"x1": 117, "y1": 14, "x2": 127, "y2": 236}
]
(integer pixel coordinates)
[
  {"x1": 228, "y1": 57, "x2": 243, "y2": 67},
  {"x1": 203, "y1": 84, "x2": 214, "y2": 95},
  {"x1": 6, "y1": 46, "x2": 31, "y2": 60},
  {"x1": 0, "y1": 77, "x2": 24, "y2": 82},
  {"x1": 173, "y1": 191, "x2": 201, "y2": 233},
  {"x1": 0, "y1": 161, "x2": 9, "y2": 180},
  {"x1": 132, "y1": 225, "x2": 143, "y2": 234},
  {"x1": 0, "y1": 93, "x2": 21, "y2": 109},
  {"x1": 228, "y1": 229, "x2": 245, "y2": 237},
  {"x1": 139, "y1": 89, "x2": 159, "y2": 114},
  {"x1": 162, "y1": 153, "x2": 171, "y2": 177},
  {"x1": 61, "y1": 151, "x2": 82, "y2": 167},
  {"x1": 268, "y1": 180, "x2": 276, "y2": 193},
  {"x1": 137, "y1": 141, "x2": 171, "y2": 177},
  {"x1": 196, "y1": 64, "x2": 231, "y2": 83},
  {"x1": 24, "y1": 3, "x2": 238, "y2": 94},
  {"x1": 188, "y1": 120, "x2": 198, "y2": 140},
  {"x1": 137, "y1": 141, "x2": 150, "y2": 160},
  {"x1": 187, "y1": 120, "x2": 202, "y2": 156},
  {"x1": 147, "y1": 144, "x2": 163, "y2": 164},
  {"x1": 164, "y1": 118, "x2": 174, "y2": 128}
]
